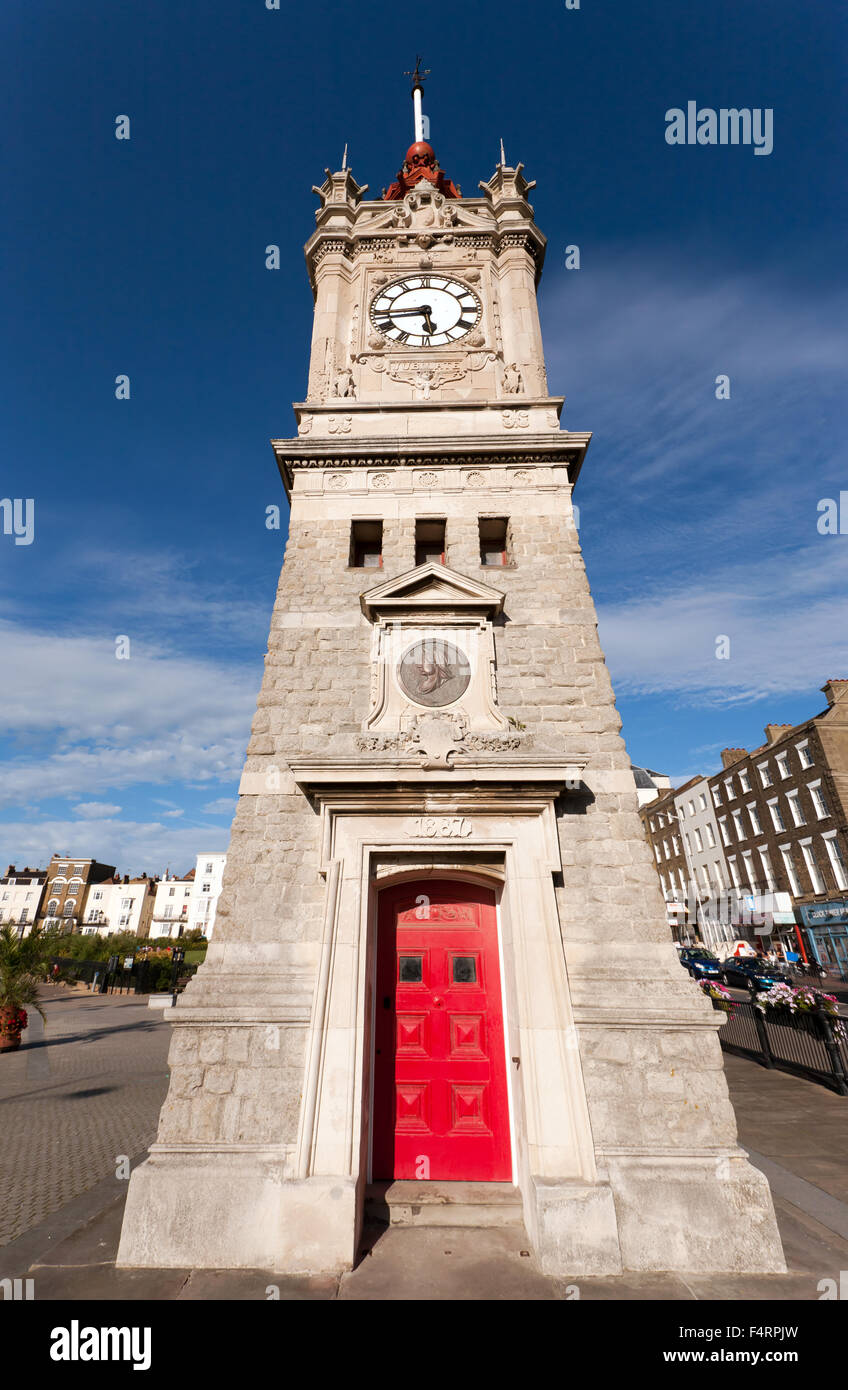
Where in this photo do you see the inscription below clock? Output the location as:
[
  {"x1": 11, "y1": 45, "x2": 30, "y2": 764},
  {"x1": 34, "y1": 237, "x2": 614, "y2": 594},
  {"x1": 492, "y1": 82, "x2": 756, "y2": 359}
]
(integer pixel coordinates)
[{"x1": 370, "y1": 275, "x2": 482, "y2": 348}]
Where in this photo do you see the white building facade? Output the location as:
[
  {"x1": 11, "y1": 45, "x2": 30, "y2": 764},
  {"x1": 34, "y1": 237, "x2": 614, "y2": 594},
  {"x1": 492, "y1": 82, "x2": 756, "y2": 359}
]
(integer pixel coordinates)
[
  {"x1": 186, "y1": 854, "x2": 226, "y2": 939},
  {"x1": 673, "y1": 779, "x2": 735, "y2": 950},
  {"x1": 151, "y1": 873, "x2": 195, "y2": 939},
  {"x1": 82, "y1": 879, "x2": 154, "y2": 937},
  {"x1": 0, "y1": 868, "x2": 47, "y2": 936}
]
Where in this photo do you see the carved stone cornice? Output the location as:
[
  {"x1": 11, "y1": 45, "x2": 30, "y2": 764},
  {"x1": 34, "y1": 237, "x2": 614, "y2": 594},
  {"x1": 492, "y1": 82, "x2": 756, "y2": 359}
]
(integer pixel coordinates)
[
  {"x1": 272, "y1": 430, "x2": 590, "y2": 496},
  {"x1": 289, "y1": 755, "x2": 589, "y2": 790}
]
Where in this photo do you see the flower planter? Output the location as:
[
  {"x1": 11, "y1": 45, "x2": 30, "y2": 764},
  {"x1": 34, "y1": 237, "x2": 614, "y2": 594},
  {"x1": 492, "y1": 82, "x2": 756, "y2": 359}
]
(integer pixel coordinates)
[{"x1": 0, "y1": 1006, "x2": 27, "y2": 1053}]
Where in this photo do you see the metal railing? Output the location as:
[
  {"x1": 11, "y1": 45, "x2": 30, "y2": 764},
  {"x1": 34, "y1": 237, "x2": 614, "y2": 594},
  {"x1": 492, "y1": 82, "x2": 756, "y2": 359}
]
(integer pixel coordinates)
[
  {"x1": 713, "y1": 997, "x2": 848, "y2": 1096},
  {"x1": 47, "y1": 956, "x2": 198, "y2": 996}
]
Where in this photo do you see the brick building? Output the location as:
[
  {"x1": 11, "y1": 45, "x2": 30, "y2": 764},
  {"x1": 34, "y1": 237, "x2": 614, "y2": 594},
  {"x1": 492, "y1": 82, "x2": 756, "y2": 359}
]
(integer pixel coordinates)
[
  {"x1": 38, "y1": 855, "x2": 116, "y2": 934},
  {"x1": 640, "y1": 779, "x2": 699, "y2": 941},
  {"x1": 707, "y1": 680, "x2": 848, "y2": 970}
]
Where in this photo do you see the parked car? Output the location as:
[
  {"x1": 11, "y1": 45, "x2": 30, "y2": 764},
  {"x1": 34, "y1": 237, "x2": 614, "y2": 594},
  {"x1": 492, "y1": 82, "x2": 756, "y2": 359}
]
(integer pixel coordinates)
[
  {"x1": 678, "y1": 948, "x2": 723, "y2": 979},
  {"x1": 718, "y1": 956, "x2": 792, "y2": 993}
]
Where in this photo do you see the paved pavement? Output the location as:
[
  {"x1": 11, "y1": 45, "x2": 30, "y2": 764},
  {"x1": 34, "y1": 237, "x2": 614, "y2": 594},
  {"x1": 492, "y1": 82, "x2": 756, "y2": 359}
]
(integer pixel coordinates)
[
  {"x1": 0, "y1": 985, "x2": 171, "y2": 1246},
  {"x1": 3, "y1": 985, "x2": 848, "y2": 1298}
]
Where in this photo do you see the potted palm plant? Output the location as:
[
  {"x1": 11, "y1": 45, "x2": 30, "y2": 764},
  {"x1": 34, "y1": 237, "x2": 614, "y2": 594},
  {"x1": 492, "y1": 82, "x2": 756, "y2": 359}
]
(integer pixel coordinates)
[{"x1": 0, "y1": 923, "x2": 57, "y2": 1052}]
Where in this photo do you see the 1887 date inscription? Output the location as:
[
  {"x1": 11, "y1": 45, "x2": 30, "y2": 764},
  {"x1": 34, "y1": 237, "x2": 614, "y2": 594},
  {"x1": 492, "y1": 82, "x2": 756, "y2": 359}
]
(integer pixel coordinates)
[{"x1": 406, "y1": 816, "x2": 472, "y2": 839}]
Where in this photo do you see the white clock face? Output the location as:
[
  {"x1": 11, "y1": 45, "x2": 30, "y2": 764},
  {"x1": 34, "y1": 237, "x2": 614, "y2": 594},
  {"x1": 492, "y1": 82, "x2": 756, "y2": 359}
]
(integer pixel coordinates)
[{"x1": 370, "y1": 275, "x2": 482, "y2": 348}]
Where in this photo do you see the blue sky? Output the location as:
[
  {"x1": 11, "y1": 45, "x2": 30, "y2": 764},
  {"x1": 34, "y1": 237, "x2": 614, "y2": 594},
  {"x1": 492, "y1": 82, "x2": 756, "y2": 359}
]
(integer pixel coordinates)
[{"x1": 2, "y1": 0, "x2": 846, "y2": 874}]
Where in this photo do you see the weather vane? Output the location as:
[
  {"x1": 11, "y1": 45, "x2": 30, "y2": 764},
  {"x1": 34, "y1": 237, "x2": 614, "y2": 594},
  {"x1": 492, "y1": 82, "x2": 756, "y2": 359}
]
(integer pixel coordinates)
[{"x1": 403, "y1": 55, "x2": 430, "y2": 143}]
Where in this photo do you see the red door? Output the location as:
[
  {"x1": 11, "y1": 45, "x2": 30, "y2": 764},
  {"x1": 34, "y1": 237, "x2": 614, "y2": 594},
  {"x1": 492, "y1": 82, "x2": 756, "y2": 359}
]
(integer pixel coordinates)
[{"x1": 373, "y1": 880, "x2": 511, "y2": 1181}]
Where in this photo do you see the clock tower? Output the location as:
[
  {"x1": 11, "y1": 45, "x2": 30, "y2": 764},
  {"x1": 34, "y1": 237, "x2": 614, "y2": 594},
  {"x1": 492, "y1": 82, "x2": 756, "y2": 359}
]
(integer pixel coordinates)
[{"x1": 118, "y1": 88, "x2": 784, "y2": 1278}]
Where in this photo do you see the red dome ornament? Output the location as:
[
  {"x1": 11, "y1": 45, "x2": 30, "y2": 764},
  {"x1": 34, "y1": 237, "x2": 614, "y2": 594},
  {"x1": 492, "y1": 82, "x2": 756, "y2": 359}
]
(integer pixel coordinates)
[{"x1": 383, "y1": 141, "x2": 461, "y2": 201}]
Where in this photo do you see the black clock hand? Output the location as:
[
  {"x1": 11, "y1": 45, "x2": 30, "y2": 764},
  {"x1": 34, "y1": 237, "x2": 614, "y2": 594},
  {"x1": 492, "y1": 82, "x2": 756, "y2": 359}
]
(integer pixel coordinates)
[{"x1": 378, "y1": 305, "x2": 434, "y2": 318}]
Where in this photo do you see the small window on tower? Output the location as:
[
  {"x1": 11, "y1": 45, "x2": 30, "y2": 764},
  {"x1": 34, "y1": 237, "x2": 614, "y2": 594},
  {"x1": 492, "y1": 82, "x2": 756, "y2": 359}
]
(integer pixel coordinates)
[
  {"x1": 415, "y1": 519, "x2": 446, "y2": 567},
  {"x1": 349, "y1": 520, "x2": 383, "y2": 568},
  {"x1": 479, "y1": 517, "x2": 509, "y2": 566}
]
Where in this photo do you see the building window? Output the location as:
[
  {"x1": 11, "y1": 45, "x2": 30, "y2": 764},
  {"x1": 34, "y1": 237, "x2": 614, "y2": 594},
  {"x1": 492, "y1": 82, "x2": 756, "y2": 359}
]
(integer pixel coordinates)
[
  {"x1": 713, "y1": 860, "x2": 725, "y2": 890},
  {"x1": 684, "y1": 833, "x2": 691, "y2": 854},
  {"x1": 121, "y1": 897, "x2": 132, "y2": 909},
  {"x1": 671, "y1": 834, "x2": 679, "y2": 854},
  {"x1": 719, "y1": 819, "x2": 731, "y2": 847},
  {"x1": 822, "y1": 833, "x2": 848, "y2": 892},
  {"x1": 694, "y1": 828, "x2": 703, "y2": 852},
  {"x1": 728, "y1": 858, "x2": 742, "y2": 890},
  {"x1": 201, "y1": 881, "x2": 212, "y2": 893},
  {"x1": 649, "y1": 818, "x2": 656, "y2": 832},
  {"x1": 688, "y1": 800, "x2": 696, "y2": 816},
  {"x1": 786, "y1": 791, "x2": 805, "y2": 827},
  {"x1": 204, "y1": 862, "x2": 214, "y2": 874},
  {"x1": 415, "y1": 519, "x2": 446, "y2": 567},
  {"x1": 808, "y1": 781, "x2": 829, "y2": 820},
  {"x1": 168, "y1": 886, "x2": 175, "y2": 897},
  {"x1": 767, "y1": 799, "x2": 786, "y2": 832},
  {"x1": 663, "y1": 841, "x2": 671, "y2": 860},
  {"x1": 479, "y1": 517, "x2": 509, "y2": 567},
  {"x1": 779, "y1": 845, "x2": 800, "y2": 895},
  {"x1": 712, "y1": 786, "x2": 722, "y2": 807},
  {"x1": 732, "y1": 810, "x2": 745, "y2": 841},
  {"x1": 92, "y1": 890, "x2": 102, "y2": 901},
  {"x1": 46, "y1": 899, "x2": 59, "y2": 915},
  {"x1": 63, "y1": 900, "x2": 75, "y2": 917},
  {"x1": 724, "y1": 777, "x2": 735, "y2": 799},
  {"x1": 747, "y1": 803, "x2": 763, "y2": 837},
  {"x1": 741, "y1": 851, "x2": 756, "y2": 891},
  {"x1": 701, "y1": 865, "x2": 711, "y2": 890},
  {"x1": 706, "y1": 824, "x2": 716, "y2": 848},
  {"x1": 738, "y1": 771, "x2": 751, "y2": 793},
  {"x1": 699, "y1": 793, "x2": 707, "y2": 811},
  {"x1": 163, "y1": 905, "x2": 174, "y2": 919},
  {"x1": 796, "y1": 740, "x2": 813, "y2": 769},
  {"x1": 349, "y1": 520, "x2": 383, "y2": 568},
  {"x1": 799, "y1": 840, "x2": 825, "y2": 895},
  {"x1": 758, "y1": 763, "x2": 772, "y2": 788},
  {"x1": 775, "y1": 753, "x2": 790, "y2": 779}
]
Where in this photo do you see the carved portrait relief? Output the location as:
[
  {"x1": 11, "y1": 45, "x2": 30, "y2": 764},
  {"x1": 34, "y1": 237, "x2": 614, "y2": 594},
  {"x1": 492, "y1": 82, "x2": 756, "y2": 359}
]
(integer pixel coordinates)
[{"x1": 397, "y1": 638, "x2": 471, "y2": 708}]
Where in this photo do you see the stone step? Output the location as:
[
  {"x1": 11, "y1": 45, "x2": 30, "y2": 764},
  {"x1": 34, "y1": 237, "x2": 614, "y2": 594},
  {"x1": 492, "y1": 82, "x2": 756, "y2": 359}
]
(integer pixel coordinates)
[{"x1": 365, "y1": 1181, "x2": 524, "y2": 1228}]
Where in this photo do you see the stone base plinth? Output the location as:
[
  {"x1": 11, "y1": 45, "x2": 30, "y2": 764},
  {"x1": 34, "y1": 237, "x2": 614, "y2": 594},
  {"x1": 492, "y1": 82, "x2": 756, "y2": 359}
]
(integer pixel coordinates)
[
  {"x1": 530, "y1": 1178, "x2": 623, "y2": 1276},
  {"x1": 116, "y1": 1152, "x2": 358, "y2": 1274},
  {"x1": 607, "y1": 1151, "x2": 786, "y2": 1273}
]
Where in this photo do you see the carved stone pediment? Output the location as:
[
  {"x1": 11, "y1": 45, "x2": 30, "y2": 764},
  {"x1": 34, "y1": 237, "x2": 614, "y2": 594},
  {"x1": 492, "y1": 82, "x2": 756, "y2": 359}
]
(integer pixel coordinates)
[{"x1": 360, "y1": 562, "x2": 504, "y2": 621}]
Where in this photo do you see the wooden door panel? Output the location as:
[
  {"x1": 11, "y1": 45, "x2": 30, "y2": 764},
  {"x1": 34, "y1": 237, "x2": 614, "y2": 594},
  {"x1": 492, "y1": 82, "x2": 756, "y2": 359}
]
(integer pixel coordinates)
[{"x1": 373, "y1": 880, "x2": 511, "y2": 1181}]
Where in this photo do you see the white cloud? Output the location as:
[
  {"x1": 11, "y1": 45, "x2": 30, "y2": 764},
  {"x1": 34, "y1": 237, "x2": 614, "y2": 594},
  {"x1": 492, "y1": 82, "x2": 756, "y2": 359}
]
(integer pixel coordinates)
[
  {"x1": 0, "y1": 816, "x2": 230, "y2": 879},
  {"x1": 202, "y1": 797, "x2": 238, "y2": 816},
  {"x1": 597, "y1": 542, "x2": 848, "y2": 702},
  {"x1": 0, "y1": 619, "x2": 260, "y2": 808},
  {"x1": 71, "y1": 802, "x2": 122, "y2": 818}
]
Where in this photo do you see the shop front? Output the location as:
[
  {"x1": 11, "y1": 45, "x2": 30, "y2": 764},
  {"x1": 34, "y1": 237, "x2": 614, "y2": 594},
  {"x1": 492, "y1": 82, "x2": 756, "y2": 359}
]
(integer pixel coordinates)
[{"x1": 797, "y1": 901, "x2": 848, "y2": 979}]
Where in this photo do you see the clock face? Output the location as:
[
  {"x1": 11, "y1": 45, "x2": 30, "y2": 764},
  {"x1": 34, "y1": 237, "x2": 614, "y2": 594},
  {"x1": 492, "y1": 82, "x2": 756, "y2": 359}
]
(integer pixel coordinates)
[{"x1": 370, "y1": 275, "x2": 482, "y2": 348}]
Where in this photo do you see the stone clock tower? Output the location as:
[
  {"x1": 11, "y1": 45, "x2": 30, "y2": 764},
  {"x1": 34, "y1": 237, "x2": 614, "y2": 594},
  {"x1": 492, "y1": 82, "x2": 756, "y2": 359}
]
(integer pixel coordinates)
[{"x1": 118, "y1": 98, "x2": 784, "y2": 1276}]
